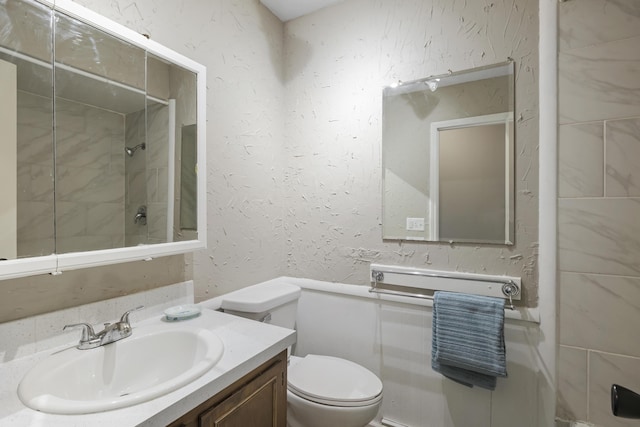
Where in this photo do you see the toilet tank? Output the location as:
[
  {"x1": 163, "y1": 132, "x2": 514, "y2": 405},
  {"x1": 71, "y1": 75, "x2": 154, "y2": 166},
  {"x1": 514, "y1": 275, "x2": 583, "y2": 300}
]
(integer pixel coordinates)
[{"x1": 220, "y1": 279, "x2": 301, "y2": 329}]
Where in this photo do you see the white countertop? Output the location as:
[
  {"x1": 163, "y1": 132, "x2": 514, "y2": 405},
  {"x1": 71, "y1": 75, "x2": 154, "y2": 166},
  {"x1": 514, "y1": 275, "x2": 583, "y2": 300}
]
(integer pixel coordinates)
[{"x1": 0, "y1": 309, "x2": 296, "y2": 426}]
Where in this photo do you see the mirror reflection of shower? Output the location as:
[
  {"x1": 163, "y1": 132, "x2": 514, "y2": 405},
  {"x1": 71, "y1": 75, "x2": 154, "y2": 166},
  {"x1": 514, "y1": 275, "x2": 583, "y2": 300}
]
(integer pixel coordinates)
[{"x1": 125, "y1": 142, "x2": 146, "y2": 157}]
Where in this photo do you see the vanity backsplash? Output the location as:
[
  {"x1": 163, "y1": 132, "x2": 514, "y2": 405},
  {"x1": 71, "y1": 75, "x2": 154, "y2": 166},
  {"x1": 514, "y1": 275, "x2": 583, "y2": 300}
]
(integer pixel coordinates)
[{"x1": 0, "y1": 280, "x2": 193, "y2": 362}]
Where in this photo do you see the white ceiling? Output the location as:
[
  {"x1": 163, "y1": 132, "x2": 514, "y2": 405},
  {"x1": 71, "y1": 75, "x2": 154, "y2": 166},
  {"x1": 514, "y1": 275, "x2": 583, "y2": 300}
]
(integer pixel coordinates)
[{"x1": 260, "y1": 0, "x2": 346, "y2": 22}]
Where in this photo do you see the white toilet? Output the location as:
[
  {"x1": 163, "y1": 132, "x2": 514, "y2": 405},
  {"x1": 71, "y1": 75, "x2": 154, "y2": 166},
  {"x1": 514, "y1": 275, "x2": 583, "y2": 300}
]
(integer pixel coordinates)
[{"x1": 219, "y1": 280, "x2": 383, "y2": 427}]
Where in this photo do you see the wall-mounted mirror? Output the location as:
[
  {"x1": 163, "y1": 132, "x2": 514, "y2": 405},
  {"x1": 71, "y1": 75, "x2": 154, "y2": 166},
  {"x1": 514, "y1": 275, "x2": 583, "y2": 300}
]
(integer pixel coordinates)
[
  {"x1": 382, "y1": 61, "x2": 514, "y2": 245},
  {"x1": 0, "y1": 0, "x2": 206, "y2": 279}
]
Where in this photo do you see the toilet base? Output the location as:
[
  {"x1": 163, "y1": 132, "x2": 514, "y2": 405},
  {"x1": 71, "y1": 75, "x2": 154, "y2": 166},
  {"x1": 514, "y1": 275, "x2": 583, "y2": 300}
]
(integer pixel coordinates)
[{"x1": 287, "y1": 389, "x2": 381, "y2": 427}]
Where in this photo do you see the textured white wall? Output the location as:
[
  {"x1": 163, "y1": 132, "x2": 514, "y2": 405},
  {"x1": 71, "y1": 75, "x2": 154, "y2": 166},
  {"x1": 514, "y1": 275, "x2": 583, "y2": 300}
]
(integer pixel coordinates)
[
  {"x1": 74, "y1": 0, "x2": 539, "y2": 301},
  {"x1": 72, "y1": 0, "x2": 288, "y2": 300},
  {"x1": 33, "y1": 0, "x2": 539, "y2": 313},
  {"x1": 283, "y1": 0, "x2": 539, "y2": 302}
]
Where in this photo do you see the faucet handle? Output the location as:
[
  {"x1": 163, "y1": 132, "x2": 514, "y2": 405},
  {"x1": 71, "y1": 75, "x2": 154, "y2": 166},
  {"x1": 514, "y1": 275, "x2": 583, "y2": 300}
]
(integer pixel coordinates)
[
  {"x1": 63, "y1": 323, "x2": 97, "y2": 342},
  {"x1": 119, "y1": 305, "x2": 144, "y2": 324}
]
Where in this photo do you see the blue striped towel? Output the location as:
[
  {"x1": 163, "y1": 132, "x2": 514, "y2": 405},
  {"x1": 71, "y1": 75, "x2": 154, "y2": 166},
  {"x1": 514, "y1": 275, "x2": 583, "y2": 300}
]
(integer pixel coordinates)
[{"x1": 431, "y1": 291, "x2": 507, "y2": 390}]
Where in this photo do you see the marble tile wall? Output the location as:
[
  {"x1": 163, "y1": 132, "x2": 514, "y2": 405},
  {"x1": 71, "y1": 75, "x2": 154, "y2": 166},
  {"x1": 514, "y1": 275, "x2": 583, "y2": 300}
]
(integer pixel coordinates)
[
  {"x1": 16, "y1": 91, "x2": 54, "y2": 257},
  {"x1": 125, "y1": 108, "x2": 148, "y2": 246},
  {"x1": 0, "y1": 0, "x2": 52, "y2": 64},
  {"x1": 18, "y1": 90, "x2": 128, "y2": 255},
  {"x1": 169, "y1": 65, "x2": 197, "y2": 240},
  {"x1": 55, "y1": 8, "x2": 146, "y2": 91},
  {"x1": 146, "y1": 102, "x2": 170, "y2": 244},
  {"x1": 55, "y1": 97, "x2": 125, "y2": 253},
  {"x1": 9, "y1": 85, "x2": 185, "y2": 325},
  {"x1": 124, "y1": 103, "x2": 170, "y2": 246},
  {"x1": 557, "y1": 1, "x2": 640, "y2": 426}
]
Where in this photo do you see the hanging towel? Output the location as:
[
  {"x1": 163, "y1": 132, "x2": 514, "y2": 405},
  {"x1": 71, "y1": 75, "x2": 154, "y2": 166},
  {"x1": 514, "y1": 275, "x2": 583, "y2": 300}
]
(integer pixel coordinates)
[{"x1": 431, "y1": 291, "x2": 507, "y2": 390}]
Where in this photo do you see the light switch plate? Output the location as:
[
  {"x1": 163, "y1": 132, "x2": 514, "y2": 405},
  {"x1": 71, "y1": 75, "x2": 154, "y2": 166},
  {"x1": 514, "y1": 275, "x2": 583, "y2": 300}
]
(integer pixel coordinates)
[{"x1": 406, "y1": 217, "x2": 425, "y2": 231}]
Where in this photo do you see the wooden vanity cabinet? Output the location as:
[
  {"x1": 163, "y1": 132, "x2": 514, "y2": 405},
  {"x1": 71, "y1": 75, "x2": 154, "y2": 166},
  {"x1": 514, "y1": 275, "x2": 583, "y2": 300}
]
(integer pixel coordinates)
[{"x1": 167, "y1": 351, "x2": 287, "y2": 427}]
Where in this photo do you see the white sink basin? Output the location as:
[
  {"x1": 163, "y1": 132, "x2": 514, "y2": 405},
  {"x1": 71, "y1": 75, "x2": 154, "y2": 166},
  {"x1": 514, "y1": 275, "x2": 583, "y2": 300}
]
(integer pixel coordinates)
[{"x1": 17, "y1": 325, "x2": 224, "y2": 414}]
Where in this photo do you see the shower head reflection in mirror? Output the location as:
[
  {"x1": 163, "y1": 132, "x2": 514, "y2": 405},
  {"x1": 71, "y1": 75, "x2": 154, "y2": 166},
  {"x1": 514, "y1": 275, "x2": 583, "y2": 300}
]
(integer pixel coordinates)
[{"x1": 125, "y1": 143, "x2": 146, "y2": 157}]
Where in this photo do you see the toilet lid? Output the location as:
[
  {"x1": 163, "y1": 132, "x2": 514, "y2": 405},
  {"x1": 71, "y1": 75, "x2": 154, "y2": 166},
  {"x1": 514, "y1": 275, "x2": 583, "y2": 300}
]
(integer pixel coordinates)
[{"x1": 288, "y1": 355, "x2": 383, "y2": 407}]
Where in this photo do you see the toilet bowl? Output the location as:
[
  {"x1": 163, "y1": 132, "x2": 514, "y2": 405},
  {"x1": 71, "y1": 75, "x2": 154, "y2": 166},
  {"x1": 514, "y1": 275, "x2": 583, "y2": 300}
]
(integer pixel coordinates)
[
  {"x1": 287, "y1": 355, "x2": 382, "y2": 427},
  {"x1": 218, "y1": 279, "x2": 383, "y2": 427}
]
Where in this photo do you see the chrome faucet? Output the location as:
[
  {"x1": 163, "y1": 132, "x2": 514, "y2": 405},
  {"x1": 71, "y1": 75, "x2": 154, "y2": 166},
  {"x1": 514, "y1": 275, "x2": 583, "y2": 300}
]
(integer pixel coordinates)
[{"x1": 63, "y1": 306, "x2": 144, "y2": 350}]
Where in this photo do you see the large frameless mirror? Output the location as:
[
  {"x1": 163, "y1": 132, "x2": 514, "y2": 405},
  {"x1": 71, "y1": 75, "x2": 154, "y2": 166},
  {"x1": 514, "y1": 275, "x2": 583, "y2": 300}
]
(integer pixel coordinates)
[
  {"x1": 0, "y1": 0, "x2": 206, "y2": 279},
  {"x1": 382, "y1": 61, "x2": 515, "y2": 245}
]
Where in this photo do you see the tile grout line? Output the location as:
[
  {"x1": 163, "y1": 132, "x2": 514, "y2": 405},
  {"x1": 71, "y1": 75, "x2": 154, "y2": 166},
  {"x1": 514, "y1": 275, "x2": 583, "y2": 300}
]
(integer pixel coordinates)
[
  {"x1": 603, "y1": 120, "x2": 607, "y2": 198},
  {"x1": 586, "y1": 349, "x2": 591, "y2": 423},
  {"x1": 558, "y1": 196, "x2": 640, "y2": 200},
  {"x1": 559, "y1": 270, "x2": 640, "y2": 280}
]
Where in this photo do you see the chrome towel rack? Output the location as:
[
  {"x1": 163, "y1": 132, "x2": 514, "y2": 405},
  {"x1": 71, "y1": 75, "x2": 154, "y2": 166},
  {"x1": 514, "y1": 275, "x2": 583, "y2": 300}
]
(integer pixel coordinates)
[{"x1": 369, "y1": 264, "x2": 521, "y2": 310}]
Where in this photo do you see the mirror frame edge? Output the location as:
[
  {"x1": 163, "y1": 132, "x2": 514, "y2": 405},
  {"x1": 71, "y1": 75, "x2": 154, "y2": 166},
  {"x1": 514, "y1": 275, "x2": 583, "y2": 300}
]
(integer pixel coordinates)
[{"x1": 0, "y1": 0, "x2": 207, "y2": 281}]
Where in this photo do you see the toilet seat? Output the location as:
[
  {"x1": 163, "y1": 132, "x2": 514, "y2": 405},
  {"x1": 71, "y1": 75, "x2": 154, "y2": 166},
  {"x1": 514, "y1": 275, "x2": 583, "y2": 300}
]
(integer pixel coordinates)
[{"x1": 288, "y1": 355, "x2": 383, "y2": 408}]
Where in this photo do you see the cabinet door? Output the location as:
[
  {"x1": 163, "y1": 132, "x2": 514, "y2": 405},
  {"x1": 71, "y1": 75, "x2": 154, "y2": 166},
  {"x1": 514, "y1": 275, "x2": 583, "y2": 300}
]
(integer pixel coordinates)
[{"x1": 199, "y1": 361, "x2": 286, "y2": 427}]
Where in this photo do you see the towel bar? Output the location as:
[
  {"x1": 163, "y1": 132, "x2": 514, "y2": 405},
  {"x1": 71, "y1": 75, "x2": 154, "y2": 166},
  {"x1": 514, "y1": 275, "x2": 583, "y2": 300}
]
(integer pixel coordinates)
[{"x1": 369, "y1": 265, "x2": 521, "y2": 310}]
